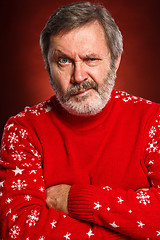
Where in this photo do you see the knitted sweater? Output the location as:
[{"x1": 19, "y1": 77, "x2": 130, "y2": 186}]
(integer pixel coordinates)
[{"x1": 0, "y1": 89, "x2": 160, "y2": 240}]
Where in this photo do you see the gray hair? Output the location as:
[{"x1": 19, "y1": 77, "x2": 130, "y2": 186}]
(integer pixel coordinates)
[{"x1": 40, "y1": 1, "x2": 123, "y2": 71}]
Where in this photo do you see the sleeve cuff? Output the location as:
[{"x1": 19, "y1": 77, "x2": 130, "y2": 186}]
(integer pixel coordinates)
[{"x1": 68, "y1": 184, "x2": 95, "y2": 222}]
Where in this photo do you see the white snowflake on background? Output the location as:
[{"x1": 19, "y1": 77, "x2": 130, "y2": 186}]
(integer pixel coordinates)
[
  {"x1": 24, "y1": 195, "x2": 32, "y2": 201},
  {"x1": 19, "y1": 129, "x2": 28, "y2": 139},
  {"x1": 136, "y1": 191, "x2": 150, "y2": 205},
  {"x1": 11, "y1": 214, "x2": 18, "y2": 222},
  {"x1": 9, "y1": 225, "x2": 20, "y2": 239},
  {"x1": 146, "y1": 139, "x2": 159, "y2": 153},
  {"x1": 26, "y1": 210, "x2": 40, "y2": 227},
  {"x1": 149, "y1": 126, "x2": 157, "y2": 138},
  {"x1": 39, "y1": 236, "x2": 45, "y2": 240},
  {"x1": 5, "y1": 198, "x2": 13, "y2": 204},
  {"x1": 8, "y1": 132, "x2": 19, "y2": 144},
  {"x1": 11, "y1": 179, "x2": 27, "y2": 191},
  {"x1": 93, "y1": 202, "x2": 102, "y2": 210},
  {"x1": 137, "y1": 221, "x2": 145, "y2": 228},
  {"x1": 64, "y1": 232, "x2": 71, "y2": 240},
  {"x1": 50, "y1": 220, "x2": 57, "y2": 228},
  {"x1": 117, "y1": 196, "x2": 124, "y2": 204},
  {"x1": 102, "y1": 186, "x2": 112, "y2": 191}
]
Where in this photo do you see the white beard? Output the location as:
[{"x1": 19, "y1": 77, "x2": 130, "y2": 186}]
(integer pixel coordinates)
[{"x1": 51, "y1": 68, "x2": 116, "y2": 116}]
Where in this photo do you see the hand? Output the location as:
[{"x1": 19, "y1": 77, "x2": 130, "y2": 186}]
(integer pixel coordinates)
[
  {"x1": 136, "y1": 188, "x2": 149, "y2": 192},
  {"x1": 45, "y1": 184, "x2": 71, "y2": 214}
]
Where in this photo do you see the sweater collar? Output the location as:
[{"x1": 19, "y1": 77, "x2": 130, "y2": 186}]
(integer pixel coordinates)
[{"x1": 51, "y1": 89, "x2": 115, "y2": 131}]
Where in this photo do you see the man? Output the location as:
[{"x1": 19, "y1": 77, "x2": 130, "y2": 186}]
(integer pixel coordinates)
[{"x1": 0, "y1": 1, "x2": 160, "y2": 239}]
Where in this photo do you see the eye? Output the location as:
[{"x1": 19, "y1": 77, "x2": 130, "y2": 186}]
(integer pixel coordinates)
[{"x1": 58, "y1": 57, "x2": 71, "y2": 65}]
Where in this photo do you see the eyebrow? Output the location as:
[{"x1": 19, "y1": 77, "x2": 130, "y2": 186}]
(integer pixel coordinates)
[{"x1": 53, "y1": 50, "x2": 68, "y2": 57}]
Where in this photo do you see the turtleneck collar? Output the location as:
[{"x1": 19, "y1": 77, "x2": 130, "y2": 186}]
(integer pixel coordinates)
[{"x1": 51, "y1": 89, "x2": 116, "y2": 131}]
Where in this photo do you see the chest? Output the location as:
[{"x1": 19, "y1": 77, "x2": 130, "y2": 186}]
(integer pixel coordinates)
[{"x1": 42, "y1": 121, "x2": 150, "y2": 191}]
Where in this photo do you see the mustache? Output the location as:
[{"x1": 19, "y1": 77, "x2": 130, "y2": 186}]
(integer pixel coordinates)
[{"x1": 65, "y1": 80, "x2": 98, "y2": 99}]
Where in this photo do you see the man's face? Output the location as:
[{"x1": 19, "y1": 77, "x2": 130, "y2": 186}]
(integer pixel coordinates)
[{"x1": 48, "y1": 21, "x2": 118, "y2": 116}]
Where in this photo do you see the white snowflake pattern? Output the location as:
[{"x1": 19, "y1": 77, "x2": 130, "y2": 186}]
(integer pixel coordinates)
[
  {"x1": 31, "y1": 149, "x2": 41, "y2": 160},
  {"x1": 19, "y1": 129, "x2": 28, "y2": 139},
  {"x1": 137, "y1": 221, "x2": 145, "y2": 228},
  {"x1": 115, "y1": 91, "x2": 152, "y2": 104},
  {"x1": 50, "y1": 220, "x2": 57, "y2": 228},
  {"x1": 6, "y1": 208, "x2": 12, "y2": 216},
  {"x1": 109, "y1": 221, "x2": 119, "y2": 228},
  {"x1": 6, "y1": 123, "x2": 14, "y2": 131},
  {"x1": 26, "y1": 210, "x2": 40, "y2": 227},
  {"x1": 136, "y1": 191, "x2": 150, "y2": 205},
  {"x1": 117, "y1": 196, "x2": 124, "y2": 204},
  {"x1": 29, "y1": 170, "x2": 37, "y2": 175},
  {"x1": 0, "y1": 181, "x2": 4, "y2": 188},
  {"x1": 102, "y1": 186, "x2": 112, "y2": 191},
  {"x1": 64, "y1": 232, "x2": 71, "y2": 240},
  {"x1": 146, "y1": 139, "x2": 159, "y2": 153},
  {"x1": 11, "y1": 151, "x2": 27, "y2": 161},
  {"x1": 157, "y1": 231, "x2": 160, "y2": 236},
  {"x1": 24, "y1": 195, "x2": 32, "y2": 201},
  {"x1": 93, "y1": 201, "x2": 102, "y2": 210},
  {"x1": 11, "y1": 179, "x2": 27, "y2": 191},
  {"x1": 5, "y1": 197, "x2": 13, "y2": 204},
  {"x1": 8, "y1": 132, "x2": 19, "y2": 144},
  {"x1": 39, "y1": 236, "x2": 45, "y2": 240},
  {"x1": 11, "y1": 214, "x2": 18, "y2": 222},
  {"x1": 149, "y1": 126, "x2": 157, "y2": 138},
  {"x1": 9, "y1": 225, "x2": 20, "y2": 239}
]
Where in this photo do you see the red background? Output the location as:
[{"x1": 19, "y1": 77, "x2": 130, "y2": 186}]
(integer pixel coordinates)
[{"x1": 0, "y1": 0, "x2": 160, "y2": 140}]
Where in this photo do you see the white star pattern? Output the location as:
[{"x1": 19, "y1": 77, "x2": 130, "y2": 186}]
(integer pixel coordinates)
[
  {"x1": 109, "y1": 221, "x2": 119, "y2": 228},
  {"x1": 39, "y1": 186, "x2": 45, "y2": 192},
  {"x1": 93, "y1": 201, "x2": 102, "y2": 210},
  {"x1": 12, "y1": 167, "x2": 24, "y2": 176},
  {"x1": 107, "y1": 207, "x2": 110, "y2": 211},
  {"x1": 128, "y1": 210, "x2": 132, "y2": 213},
  {"x1": 64, "y1": 232, "x2": 71, "y2": 240},
  {"x1": 137, "y1": 221, "x2": 145, "y2": 228},
  {"x1": 50, "y1": 220, "x2": 57, "y2": 228},
  {"x1": 86, "y1": 229, "x2": 94, "y2": 238}
]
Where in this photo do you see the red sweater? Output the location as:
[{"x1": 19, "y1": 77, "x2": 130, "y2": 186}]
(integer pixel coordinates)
[{"x1": 0, "y1": 89, "x2": 160, "y2": 240}]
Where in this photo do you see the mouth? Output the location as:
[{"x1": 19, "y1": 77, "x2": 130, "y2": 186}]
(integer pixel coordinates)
[{"x1": 72, "y1": 88, "x2": 92, "y2": 96}]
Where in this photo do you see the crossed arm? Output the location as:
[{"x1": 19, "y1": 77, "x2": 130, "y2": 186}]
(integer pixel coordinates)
[{"x1": 45, "y1": 184, "x2": 149, "y2": 214}]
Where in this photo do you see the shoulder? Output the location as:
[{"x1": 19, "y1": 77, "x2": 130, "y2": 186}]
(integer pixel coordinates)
[{"x1": 113, "y1": 89, "x2": 160, "y2": 113}]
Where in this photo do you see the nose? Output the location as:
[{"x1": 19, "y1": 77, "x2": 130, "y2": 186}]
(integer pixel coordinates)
[{"x1": 71, "y1": 62, "x2": 88, "y2": 83}]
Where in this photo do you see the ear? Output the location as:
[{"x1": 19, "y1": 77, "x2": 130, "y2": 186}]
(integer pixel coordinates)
[{"x1": 115, "y1": 54, "x2": 121, "y2": 72}]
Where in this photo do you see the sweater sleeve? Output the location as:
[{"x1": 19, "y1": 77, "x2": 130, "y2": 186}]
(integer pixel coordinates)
[
  {"x1": 68, "y1": 111, "x2": 160, "y2": 240},
  {"x1": 0, "y1": 117, "x2": 91, "y2": 240}
]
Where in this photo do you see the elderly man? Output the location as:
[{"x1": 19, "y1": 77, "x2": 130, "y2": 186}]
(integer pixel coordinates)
[{"x1": 0, "y1": 1, "x2": 160, "y2": 239}]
